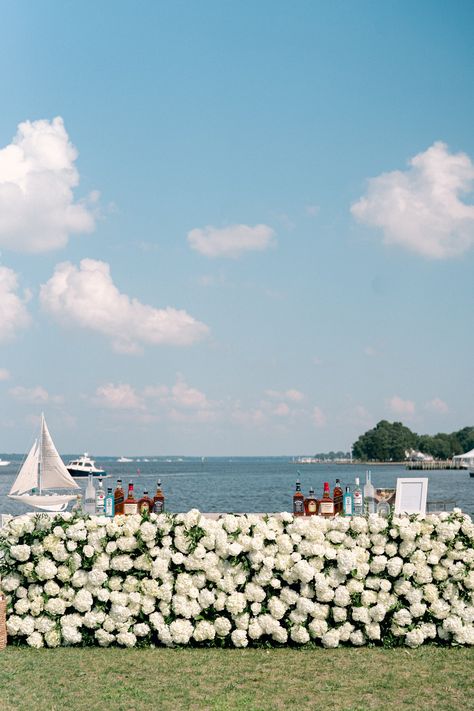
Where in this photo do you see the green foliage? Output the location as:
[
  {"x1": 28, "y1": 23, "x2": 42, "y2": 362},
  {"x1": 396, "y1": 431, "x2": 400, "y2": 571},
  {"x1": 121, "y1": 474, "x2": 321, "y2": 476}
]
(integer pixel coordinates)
[{"x1": 352, "y1": 421, "x2": 474, "y2": 462}]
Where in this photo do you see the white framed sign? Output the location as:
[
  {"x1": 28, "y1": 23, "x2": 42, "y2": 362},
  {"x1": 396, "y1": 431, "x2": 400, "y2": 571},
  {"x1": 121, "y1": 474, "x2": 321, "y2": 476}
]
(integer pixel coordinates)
[{"x1": 394, "y1": 477, "x2": 429, "y2": 515}]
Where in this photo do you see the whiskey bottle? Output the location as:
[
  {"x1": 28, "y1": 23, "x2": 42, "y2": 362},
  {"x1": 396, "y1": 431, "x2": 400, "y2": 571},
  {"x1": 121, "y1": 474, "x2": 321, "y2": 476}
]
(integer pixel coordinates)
[
  {"x1": 318, "y1": 482, "x2": 335, "y2": 517},
  {"x1": 138, "y1": 490, "x2": 153, "y2": 514},
  {"x1": 152, "y1": 480, "x2": 165, "y2": 513},
  {"x1": 304, "y1": 487, "x2": 318, "y2": 516},
  {"x1": 293, "y1": 480, "x2": 305, "y2": 516},
  {"x1": 114, "y1": 479, "x2": 125, "y2": 515},
  {"x1": 333, "y1": 478, "x2": 343, "y2": 515},
  {"x1": 123, "y1": 482, "x2": 138, "y2": 515}
]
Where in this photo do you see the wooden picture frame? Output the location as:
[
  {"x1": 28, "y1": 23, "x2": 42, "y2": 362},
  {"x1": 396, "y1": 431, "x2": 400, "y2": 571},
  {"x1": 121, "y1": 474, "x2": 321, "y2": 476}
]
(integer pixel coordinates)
[{"x1": 394, "y1": 477, "x2": 429, "y2": 515}]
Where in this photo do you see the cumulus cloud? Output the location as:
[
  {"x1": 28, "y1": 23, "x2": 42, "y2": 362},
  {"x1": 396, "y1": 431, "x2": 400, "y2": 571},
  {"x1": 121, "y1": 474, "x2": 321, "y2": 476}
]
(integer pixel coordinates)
[
  {"x1": 351, "y1": 141, "x2": 474, "y2": 258},
  {"x1": 0, "y1": 368, "x2": 11, "y2": 381},
  {"x1": 312, "y1": 406, "x2": 327, "y2": 428},
  {"x1": 387, "y1": 395, "x2": 415, "y2": 417},
  {"x1": 0, "y1": 266, "x2": 31, "y2": 342},
  {"x1": 265, "y1": 388, "x2": 305, "y2": 402},
  {"x1": 9, "y1": 385, "x2": 63, "y2": 405},
  {"x1": 425, "y1": 397, "x2": 449, "y2": 414},
  {"x1": 94, "y1": 383, "x2": 144, "y2": 410},
  {"x1": 0, "y1": 116, "x2": 97, "y2": 252},
  {"x1": 187, "y1": 224, "x2": 275, "y2": 258},
  {"x1": 40, "y1": 259, "x2": 209, "y2": 353}
]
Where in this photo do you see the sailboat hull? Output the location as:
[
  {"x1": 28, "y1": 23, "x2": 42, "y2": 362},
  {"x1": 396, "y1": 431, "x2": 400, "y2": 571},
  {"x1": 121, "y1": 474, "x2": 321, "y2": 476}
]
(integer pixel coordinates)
[{"x1": 8, "y1": 493, "x2": 77, "y2": 512}]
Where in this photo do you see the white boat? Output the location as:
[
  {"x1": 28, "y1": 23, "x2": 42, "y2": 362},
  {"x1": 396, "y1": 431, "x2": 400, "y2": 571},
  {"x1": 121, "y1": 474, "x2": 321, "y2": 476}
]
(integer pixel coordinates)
[
  {"x1": 8, "y1": 414, "x2": 80, "y2": 512},
  {"x1": 117, "y1": 456, "x2": 133, "y2": 463},
  {"x1": 66, "y1": 453, "x2": 105, "y2": 478},
  {"x1": 0, "y1": 458, "x2": 10, "y2": 466}
]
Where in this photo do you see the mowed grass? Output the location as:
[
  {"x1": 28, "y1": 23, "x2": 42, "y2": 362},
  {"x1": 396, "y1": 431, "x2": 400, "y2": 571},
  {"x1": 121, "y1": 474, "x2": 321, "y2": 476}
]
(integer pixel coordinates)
[{"x1": 1, "y1": 646, "x2": 473, "y2": 711}]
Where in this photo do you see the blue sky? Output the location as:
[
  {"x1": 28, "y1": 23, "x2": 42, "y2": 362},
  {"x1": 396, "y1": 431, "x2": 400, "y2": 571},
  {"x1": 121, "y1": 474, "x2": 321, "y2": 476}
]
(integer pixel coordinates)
[{"x1": 0, "y1": 0, "x2": 473, "y2": 455}]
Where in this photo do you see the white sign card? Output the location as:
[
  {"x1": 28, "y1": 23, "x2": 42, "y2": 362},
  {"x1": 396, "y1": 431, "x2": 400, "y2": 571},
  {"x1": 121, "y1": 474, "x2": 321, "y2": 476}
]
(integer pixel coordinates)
[{"x1": 394, "y1": 477, "x2": 429, "y2": 515}]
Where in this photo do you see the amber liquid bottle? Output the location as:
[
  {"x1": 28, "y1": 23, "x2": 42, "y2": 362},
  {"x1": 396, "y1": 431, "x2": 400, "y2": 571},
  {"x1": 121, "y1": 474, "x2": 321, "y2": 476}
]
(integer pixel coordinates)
[
  {"x1": 304, "y1": 487, "x2": 318, "y2": 516},
  {"x1": 114, "y1": 479, "x2": 125, "y2": 515},
  {"x1": 138, "y1": 490, "x2": 153, "y2": 514},
  {"x1": 123, "y1": 482, "x2": 138, "y2": 515},
  {"x1": 333, "y1": 479, "x2": 343, "y2": 515},
  {"x1": 319, "y1": 481, "x2": 335, "y2": 518},
  {"x1": 293, "y1": 480, "x2": 305, "y2": 516},
  {"x1": 153, "y1": 480, "x2": 165, "y2": 513}
]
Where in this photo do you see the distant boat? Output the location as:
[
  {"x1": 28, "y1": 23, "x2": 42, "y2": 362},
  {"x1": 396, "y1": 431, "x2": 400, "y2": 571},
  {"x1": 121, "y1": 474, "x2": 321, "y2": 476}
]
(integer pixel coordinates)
[
  {"x1": 8, "y1": 414, "x2": 80, "y2": 512},
  {"x1": 0, "y1": 458, "x2": 10, "y2": 466},
  {"x1": 66, "y1": 453, "x2": 106, "y2": 478},
  {"x1": 117, "y1": 456, "x2": 133, "y2": 463}
]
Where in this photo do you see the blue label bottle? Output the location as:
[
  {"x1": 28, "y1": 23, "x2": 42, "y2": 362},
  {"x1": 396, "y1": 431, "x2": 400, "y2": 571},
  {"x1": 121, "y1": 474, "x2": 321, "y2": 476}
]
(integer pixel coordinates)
[
  {"x1": 343, "y1": 486, "x2": 354, "y2": 516},
  {"x1": 104, "y1": 487, "x2": 115, "y2": 517}
]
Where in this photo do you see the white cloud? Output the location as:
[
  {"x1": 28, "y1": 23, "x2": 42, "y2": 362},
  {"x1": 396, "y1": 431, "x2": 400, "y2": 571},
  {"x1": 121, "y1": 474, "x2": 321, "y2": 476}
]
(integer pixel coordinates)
[
  {"x1": 40, "y1": 259, "x2": 209, "y2": 353},
  {"x1": 273, "y1": 402, "x2": 290, "y2": 417},
  {"x1": 351, "y1": 141, "x2": 474, "y2": 258},
  {"x1": 0, "y1": 266, "x2": 31, "y2": 342},
  {"x1": 425, "y1": 397, "x2": 449, "y2": 414},
  {"x1": 94, "y1": 383, "x2": 144, "y2": 410},
  {"x1": 0, "y1": 368, "x2": 11, "y2": 381},
  {"x1": 387, "y1": 395, "x2": 415, "y2": 417},
  {"x1": 265, "y1": 388, "x2": 305, "y2": 402},
  {"x1": 0, "y1": 117, "x2": 97, "y2": 252},
  {"x1": 187, "y1": 224, "x2": 275, "y2": 258},
  {"x1": 9, "y1": 385, "x2": 63, "y2": 405},
  {"x1": 305, "y1": 204, "x2": 320, "y2": 217},
  {"x1": 312, "y1": 406, "x2": 327, "y2": 428}
]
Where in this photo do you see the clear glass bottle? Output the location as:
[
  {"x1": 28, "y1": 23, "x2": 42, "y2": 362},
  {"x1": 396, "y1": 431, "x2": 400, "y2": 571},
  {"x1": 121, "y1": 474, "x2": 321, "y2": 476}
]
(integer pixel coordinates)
[
  {"x1": 293, "y1": 480, "x2": 305, "y2": 516},
  {"x1": 84, "y1": 474, "x2": 96, "y2": 515},
  {"x1": 318, "y1": 482, "x2": 335, "y2": 517},
  {"x1": 95, "y1": 477, "x2": 105, "y2": 515},
  {"x1": 353, "y1": 477, "x2": 363, "y2": 516},
  {"x1": 72, "y1": 493, "x2": 83, "y2": 514},
  {"x1": 364, "y1": 470, "x2": 376, "y2": 514}
]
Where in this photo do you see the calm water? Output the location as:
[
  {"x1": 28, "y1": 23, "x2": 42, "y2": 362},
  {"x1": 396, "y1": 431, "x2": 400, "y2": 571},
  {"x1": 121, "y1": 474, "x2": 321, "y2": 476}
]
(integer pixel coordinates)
[{"x1": 0, "y1": 457, "x2": 472, "y2": 517}]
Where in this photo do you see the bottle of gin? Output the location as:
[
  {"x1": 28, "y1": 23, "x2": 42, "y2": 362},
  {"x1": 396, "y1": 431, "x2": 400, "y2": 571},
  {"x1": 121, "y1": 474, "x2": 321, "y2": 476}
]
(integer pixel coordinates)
[
  {"x1": 114, "y1": 479, "x2": 125, "y2": 515},
  {"x1": 104, "y1": 487, "x2": 115, "y2": 517},
  {"x1": 353, "y1": 477, "x2": 363, "y2": 516},
  {"x1": 364, "y1": 470, "x2": 376, "y2": 514},
  {"x1": 123, "y1": 482, "x2": 138, "y2": 515},
  {"x1": 152, "y1": 480, "x2": 165, "y2": 513},
  {"x1": 85, "y1": 474, "x2": 96, "y2": 515},
  {"x1": 95, "y1": 477, "x2": 105, "y2": 515},
  {"x1": 343, "y1": 486, "x2": 354, "y2": 516},
  {"x1": 333, "y1": 479, "x2": 343, "y2": 514},
  {"x1": 293, "y1": 480, "x2": 305, "y2": 516},
  {"x1": 304, "y1": 487, "x2": 318, "y2": 516},
  {"x1": 318, "y1": 482, "x2": 335, "y2": 517},
  {"x1": 138, "y1": 490, "x2": 153, "y2": 514}
]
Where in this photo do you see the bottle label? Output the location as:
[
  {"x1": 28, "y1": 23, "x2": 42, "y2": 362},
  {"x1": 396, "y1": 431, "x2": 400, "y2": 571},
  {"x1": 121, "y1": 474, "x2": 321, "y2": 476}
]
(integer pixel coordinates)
[
  {"x1": 124, "y1": 502, "x2": 138, "y2": 515},
  {"x1": 307, "y1": 500, "x2": 317, "y2": 513},
  {"x1": 319, "y1": 501, "x2": 334, "y2": 515},
  {"x1": 105, "y1": 499, "x2": 114, "y2": 516},
  {"x1": 153, "y1": 500, "x2": 164, "y2": 513},
  {"x1": 344, "y1": 497, "x2": 353, "y2": 515},
  {"x1": 115, "y1": 495, "x2": 124, "y2": 505},
  {"x1": 293, "y1": 499, "x2": 304, "y2": 514},
  {"x1": 139, "y1": 502, "x2": 150, "y2": 513}
]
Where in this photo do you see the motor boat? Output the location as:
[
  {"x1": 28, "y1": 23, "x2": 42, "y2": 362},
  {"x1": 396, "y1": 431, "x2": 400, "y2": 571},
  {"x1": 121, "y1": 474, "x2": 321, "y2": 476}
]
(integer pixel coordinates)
[
  {"x1": 0, "y1": 458, "x2": 10, "y2": 466},
  {"x1": 66, "y1": 453, "x2": 106, "y2": 478}
]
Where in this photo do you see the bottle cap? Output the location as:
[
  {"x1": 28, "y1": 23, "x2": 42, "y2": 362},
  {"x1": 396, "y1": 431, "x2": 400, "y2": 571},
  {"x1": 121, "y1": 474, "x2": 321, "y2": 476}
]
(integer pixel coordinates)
[
  {"x1": 345, "y1": 486, "x2": 350, "y2": 492},
  {"x1": 323, "y1": 481, "x2": 330, "y2": 491}
]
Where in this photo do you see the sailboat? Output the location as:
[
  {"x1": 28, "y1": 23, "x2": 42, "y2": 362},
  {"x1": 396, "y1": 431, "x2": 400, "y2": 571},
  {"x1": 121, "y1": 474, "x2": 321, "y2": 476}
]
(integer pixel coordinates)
[{"x1": 8, "y1": 414, "x2": 80, "y2": 512}]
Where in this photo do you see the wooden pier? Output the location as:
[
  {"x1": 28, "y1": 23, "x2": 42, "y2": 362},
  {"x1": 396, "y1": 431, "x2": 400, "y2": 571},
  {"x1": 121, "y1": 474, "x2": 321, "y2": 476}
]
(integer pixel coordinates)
[{"x1": 405, "y1": 460, "x2": 466, "y2": 471}]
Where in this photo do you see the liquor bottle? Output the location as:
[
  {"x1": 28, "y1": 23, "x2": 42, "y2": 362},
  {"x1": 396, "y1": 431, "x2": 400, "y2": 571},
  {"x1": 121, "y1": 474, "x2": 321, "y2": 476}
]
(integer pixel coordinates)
[
  {"x1": 104, "y1": 487, "x2": 115, "y2": 517},
  {"x1": 304, "y1": 487, "x2": 318, "y2": 516},
  {"x1": 95, "y1": 477, "x2": 105, "y2": 515},
  {"x1": 333, "y1": 478, "x2": 343, "y2": 515},
  {"x1": 137, "y1": 490, "x2": 153, "y2": 514},
  {"x1": 72, "y1": 493, "x2": 83, "y2": 514},
  {"x1": 364, "y1": 470, "x2": 376, "y2": 514},
  {"x1": 123, "y1": 482, "x2": 138, "y2": 515},
  {"x1": 318, "y1": 482, "x2": 335, "y2": 517},
  {"x1": 293, "y1": 480, "x2": 305, "y2": 516},
  {"x1": 353, "y1": 477, "x2": 363, "y2": 516},
  {"x1": 152, "y1": 480, "x2": 165, "y2": 513},
  {"x1": 84, "y1": 474, "x2": 96, "y2": 515},
  {"x1": 114, "y1": 479, "x2": 125, "y2": 515},
  {"x1": 343, "y1": 486, "x2": 354, "y2": 516}
]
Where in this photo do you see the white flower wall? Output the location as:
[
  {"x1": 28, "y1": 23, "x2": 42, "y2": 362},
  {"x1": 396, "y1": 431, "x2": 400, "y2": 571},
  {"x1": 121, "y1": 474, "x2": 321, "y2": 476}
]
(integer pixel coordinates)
[{"x1": 1, "y1": 509, "x2": 473, "y2": 649}]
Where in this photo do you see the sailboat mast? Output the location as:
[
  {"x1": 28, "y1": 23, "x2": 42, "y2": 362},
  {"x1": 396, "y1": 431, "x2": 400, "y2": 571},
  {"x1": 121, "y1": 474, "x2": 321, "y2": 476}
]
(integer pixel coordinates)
[{"x1": 38, "y1": 412, "x2": 43, "y2": 495}]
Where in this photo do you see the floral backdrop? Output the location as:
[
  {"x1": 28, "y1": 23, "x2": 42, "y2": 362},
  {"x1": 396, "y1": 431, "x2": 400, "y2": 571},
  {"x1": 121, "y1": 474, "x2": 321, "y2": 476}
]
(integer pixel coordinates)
[{"x1": 0, "y1": 509, "x2": 473, "y2": 649}]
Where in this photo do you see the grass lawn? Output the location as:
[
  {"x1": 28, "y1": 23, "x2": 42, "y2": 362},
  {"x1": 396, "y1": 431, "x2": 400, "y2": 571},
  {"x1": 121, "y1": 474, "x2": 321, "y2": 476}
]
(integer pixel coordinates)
[{"x1": 1, "y1": 646, "x2": 473, "y2": 711}]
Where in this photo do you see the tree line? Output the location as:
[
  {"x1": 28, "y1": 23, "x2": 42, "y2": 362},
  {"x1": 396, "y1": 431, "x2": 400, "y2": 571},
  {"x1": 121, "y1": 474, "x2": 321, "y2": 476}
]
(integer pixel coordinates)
[{"x1": 352, "y1": 420, "x2": 474, "y2": 462}]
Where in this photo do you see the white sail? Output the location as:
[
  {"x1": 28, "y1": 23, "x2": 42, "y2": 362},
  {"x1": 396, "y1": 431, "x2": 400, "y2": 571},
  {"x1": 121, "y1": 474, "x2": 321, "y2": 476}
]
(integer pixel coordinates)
[
  {"x1": 9, "y1": 440, "x2": 39, "y2": 496},
  {"x1": 40, "y1": 416, "x2": 79, "y2": 491}
]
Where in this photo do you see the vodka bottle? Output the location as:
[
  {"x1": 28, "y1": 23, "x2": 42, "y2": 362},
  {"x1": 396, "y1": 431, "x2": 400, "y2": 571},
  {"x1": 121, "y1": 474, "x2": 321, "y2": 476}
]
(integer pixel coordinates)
[
  {"x1": 343, "y1": 486, "x2": 354, "y2": 516},
  {"x1": 104, "y1": 487, "x2": 115, "y2": 517},
  {"x1": 95, "y1": 477, "x2": 105, "y2": 514},
  {"x1": 85, "y1": 474, "x2": 96, "y2": 515},
  {"x1": 353, "y1": 477, "x2": 363, "y2": 516},
  {"x1": 364, "y1": 470, "x2": 376, "y2": 514}
]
